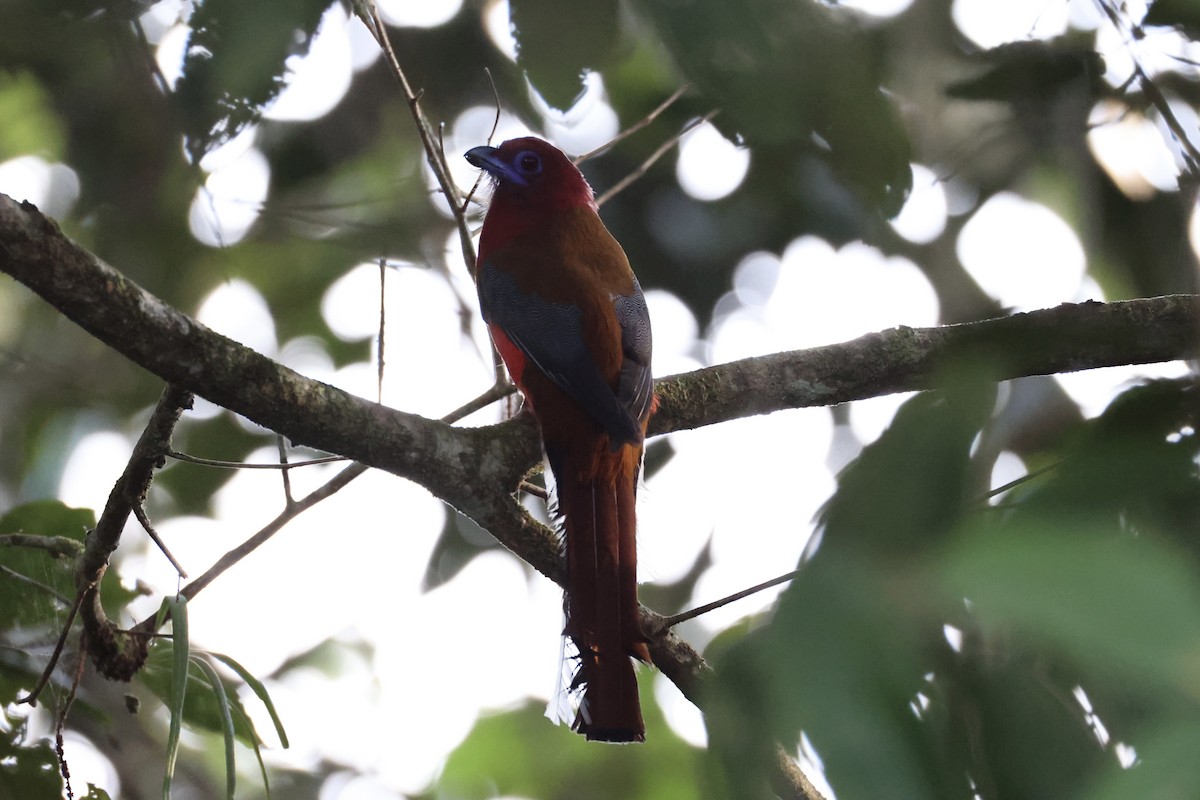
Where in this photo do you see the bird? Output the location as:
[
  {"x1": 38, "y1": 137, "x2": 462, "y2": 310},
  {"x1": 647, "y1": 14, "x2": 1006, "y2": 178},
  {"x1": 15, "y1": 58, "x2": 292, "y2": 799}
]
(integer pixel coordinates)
[{"x1": 465, "y1": 137, "x2": 654, "y2": 742}]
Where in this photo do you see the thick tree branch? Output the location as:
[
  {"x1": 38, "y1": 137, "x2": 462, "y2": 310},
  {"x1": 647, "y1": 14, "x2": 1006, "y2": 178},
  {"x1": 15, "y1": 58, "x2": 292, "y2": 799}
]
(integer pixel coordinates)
[{"x1": 651, "y1": 295, "x2": 1200, "y2": 434}]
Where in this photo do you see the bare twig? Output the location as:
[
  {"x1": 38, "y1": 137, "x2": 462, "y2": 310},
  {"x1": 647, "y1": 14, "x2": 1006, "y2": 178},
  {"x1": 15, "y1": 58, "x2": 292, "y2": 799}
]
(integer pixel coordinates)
[
  {"x1": 18, "y1": 580, "x2": 92, "y2": 706},
  {"x1": 356, "y1": 3, "x2": 477, "y2": 272},
  {"x1": 460, "y1": 67, "x2": 502, "y2": 216},
  {"x1": 353, "y1": 4, "x2": 512, "y2": 396},
  {"x1": 377, "y1": 256, "x2": 387, "y2": 404},
  {"x1": 0, "y1": 533, "x2": 83, "y2": 559},
  {"x1": 132, "y1": 382, "x2": 525, "y2": 633},
  {"x1": 660, "y1": 569, "x2": 801, "y2": 629},
  {"x1": 442, "y1": 380, "x2": 517, "y2": 422},
  {"x1": 166, "y1": 450, "x2": 344, "y2": 470},
  {"x1": 518, "y1": 480, "x2": 549, "y2": 501},
  {"x1": 574, "y1": 84, "x2": 692, "y2": 163},
  {"x1": 0, "y1": 564, "x2": 72, "y2": 606},
  {"x1": 975, "y1": 459, "x2": 1062, "y2": 504},
  {"x1": 595, "y1": 111, "x2": 719, "y2": 208},
  {"x1": 131, "y1": 502, "x2": 187, "y2": 579},
  {"x1": 54, "y1": 639, "x2": 88, "y2": 800},
  {"x1": 1094, "y1": 0, "x2": 1200, "y2": 179},
  {"x1": 276, "y1": 435, "x2": 295, "y2": 508},
  {"x1": 162, "y1": 461, "x2": 368, "y2": 606},
  {"x1": 1135, "y1": 64, "x2": 1200, "y2": 177}
]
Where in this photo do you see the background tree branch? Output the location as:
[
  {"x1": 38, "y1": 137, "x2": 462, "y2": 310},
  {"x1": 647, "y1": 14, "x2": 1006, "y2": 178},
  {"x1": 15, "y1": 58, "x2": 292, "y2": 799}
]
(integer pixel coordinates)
[{"x1": 3, "y1": 189, "x2": 1198, "y2": 581}]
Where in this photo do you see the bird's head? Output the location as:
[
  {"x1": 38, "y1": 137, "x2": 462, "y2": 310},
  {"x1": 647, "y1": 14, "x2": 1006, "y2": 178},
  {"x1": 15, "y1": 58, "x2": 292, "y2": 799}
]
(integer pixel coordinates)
[{"x1": 465, "y1": 137, "x2": 597, "y2": 213}]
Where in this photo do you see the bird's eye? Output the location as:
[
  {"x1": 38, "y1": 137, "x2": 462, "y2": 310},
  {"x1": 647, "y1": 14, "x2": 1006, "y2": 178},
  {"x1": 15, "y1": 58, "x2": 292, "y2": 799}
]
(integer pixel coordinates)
[{"x1": 516, "y1": 151, "x2": 542, "y2": 174}]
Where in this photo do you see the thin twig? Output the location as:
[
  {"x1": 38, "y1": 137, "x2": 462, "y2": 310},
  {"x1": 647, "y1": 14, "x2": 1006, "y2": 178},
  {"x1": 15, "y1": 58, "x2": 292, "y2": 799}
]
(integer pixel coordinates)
[
  {"x1": 0, "y1": 533, "x2": 83, "y2": 559},
  {"x1": 0, "y1": 564, "x2": 72, "y2": 606},
  {"x1": 131, "y1": 502, "x2": 187, "y2": 578},
  {"x1": 574, "y1": 84, "x2": 691, "y2": 164},
  {"x1": 459, "y1": 67, "x2": 501, "y2": 216},
  {"x1": 442, "y1": 381, "x2": 517, "y2": 423},
  {"x1": 18, "y1": 581, "x2": 93, "y2": 706},
  {"x1": 1093, "y1": 0, "x2": 1200, "y2": 179},
  {"x1": 133, "y1": 384, "x2": 523, "y2": 632},
  {"x1": 54, "y1": 639, "x2": 88, "y2": 800},
  {"x1": 518, "y1": 480, "x2": 549, "y2": 501},
  {"x1": 354, "y1": 3, "x2": 511, "y2": 397},
  {"x1": 77, "y1": 385, "x2": 192, "y2": 682},
  {"x1": 167, "y1": 462, "x2": 368, "y2": 604},
  {"x1": 377, "y1": 256, "x2": 387, "y2": 404},
  {"x1": 1135, "y1": 64, "x2": 1200, "y2": 178},
  {"x1": 166, "y1": 450, "x2": 344, "y2": 470},
  {"x1": 976, "y1": 460, "x2": 1062, "y2": 503},
  {"x1": 360, "y1": 3, "x2": 477, "y2": 271},
  {"x1": 595, "y1": 111, "x2": 719, "y2": 208},
  {"x1": 661, "y1": 568, "x2": 801, "y2": 628},
  {"x1": 276, "y1": 435, "x2": 295, "y2": 508}
]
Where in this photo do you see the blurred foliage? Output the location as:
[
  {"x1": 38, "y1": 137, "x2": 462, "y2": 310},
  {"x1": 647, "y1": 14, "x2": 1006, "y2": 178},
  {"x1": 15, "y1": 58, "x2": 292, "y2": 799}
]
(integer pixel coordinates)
[
  {"x1": 0, "y1": 0, "x2": 1199, "y2": 797},
  {"x1": 636, "y1": 0, "x2": 913, "y2": 215},
  {"x1": 511, "y1": 0, "x2": 621, "y2": 109},
  {"x1": 176, "y1": 0, "x2": 333, "y2": 162},
  {"x1": 706, "y1": 378, "x2": 1200, "y2": 799},
  {"x1": 435, "y1": 680, "x2": 706, "y2": 800}
]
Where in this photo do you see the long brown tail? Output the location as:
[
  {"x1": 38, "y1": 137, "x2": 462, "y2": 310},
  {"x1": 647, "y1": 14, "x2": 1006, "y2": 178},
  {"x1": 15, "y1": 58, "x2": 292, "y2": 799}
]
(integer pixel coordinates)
[{"x1": 552, "y1": 441, "x2": 649, "y2": 743}]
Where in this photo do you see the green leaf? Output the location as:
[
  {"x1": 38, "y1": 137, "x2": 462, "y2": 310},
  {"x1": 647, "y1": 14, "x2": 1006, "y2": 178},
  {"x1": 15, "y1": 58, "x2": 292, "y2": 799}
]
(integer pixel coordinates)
[
  {"x1": 189, "y1": 656, "x2": 237, "y2": 800},
  {"x1": 163, "y1": 595, "x2": 189, "y2": 800},
  {"x1": 639, "y1": 0, "x2": 912, "y2": 214},
  {"x1": 141, "y1": 642, "x2": 265, "y2": 749},
  {"x1": 143, "y1": 644, "x2": 281, "y2": 798},
  {"x1": 209, "y1": 650, "x2": 289, "y2": 748},
  {"x1": 0, "y1": 500, "x2": 93, "y2": 632}
]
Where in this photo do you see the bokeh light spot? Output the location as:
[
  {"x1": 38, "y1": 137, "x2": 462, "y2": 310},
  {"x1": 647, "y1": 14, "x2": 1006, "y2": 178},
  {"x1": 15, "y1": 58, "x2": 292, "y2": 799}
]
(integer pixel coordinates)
[
  {"x1": 951, "y1": 0, "x2": 1068, "y2": 48},
  {"x1": 195, "y1": 277, "x2": 278, "y2": 355},
  {"x1": 265, "y1": 4, "x2": 353, "y2": 122},
  {"x1": 483, "y1": 0, "x2": 518, "y2": 61},
  {"x1": 890, "y1": 163, "x2": 948, "y2": 244},
  {"x1": 378, "y1": 0, "x2": 463, "y2": 28},
  {"x1": 189, "y1": 145, "x2": 270, "y2": 246},
  {"x1": 957, "y1": 192, "x2": 1087, "y2": 310},
  {"x1": 839, "y1": 0, "x2": 915, "y2": 16},
  {"x1": 1089, "y1": 102, "x2": 1179, "y2": 198},
  {"x1": 676, "y1": 122, "x2": 750, "y2": 202}
]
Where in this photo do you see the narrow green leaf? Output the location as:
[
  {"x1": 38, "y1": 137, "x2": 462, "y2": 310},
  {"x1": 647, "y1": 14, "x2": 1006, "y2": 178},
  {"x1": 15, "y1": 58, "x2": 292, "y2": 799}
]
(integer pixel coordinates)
[
  {"x1": 230, "y1": 702, "x2": 272, "y2": 799},
  {"x1": 163, "y1": 595, "x2": 189, "y2": 800},
  {"x1": 209, "y1": 651, "x2": 289, "y2": 748},
  {"x1": 190, "y1": 656, "x2": 237, "y2": 800}
]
